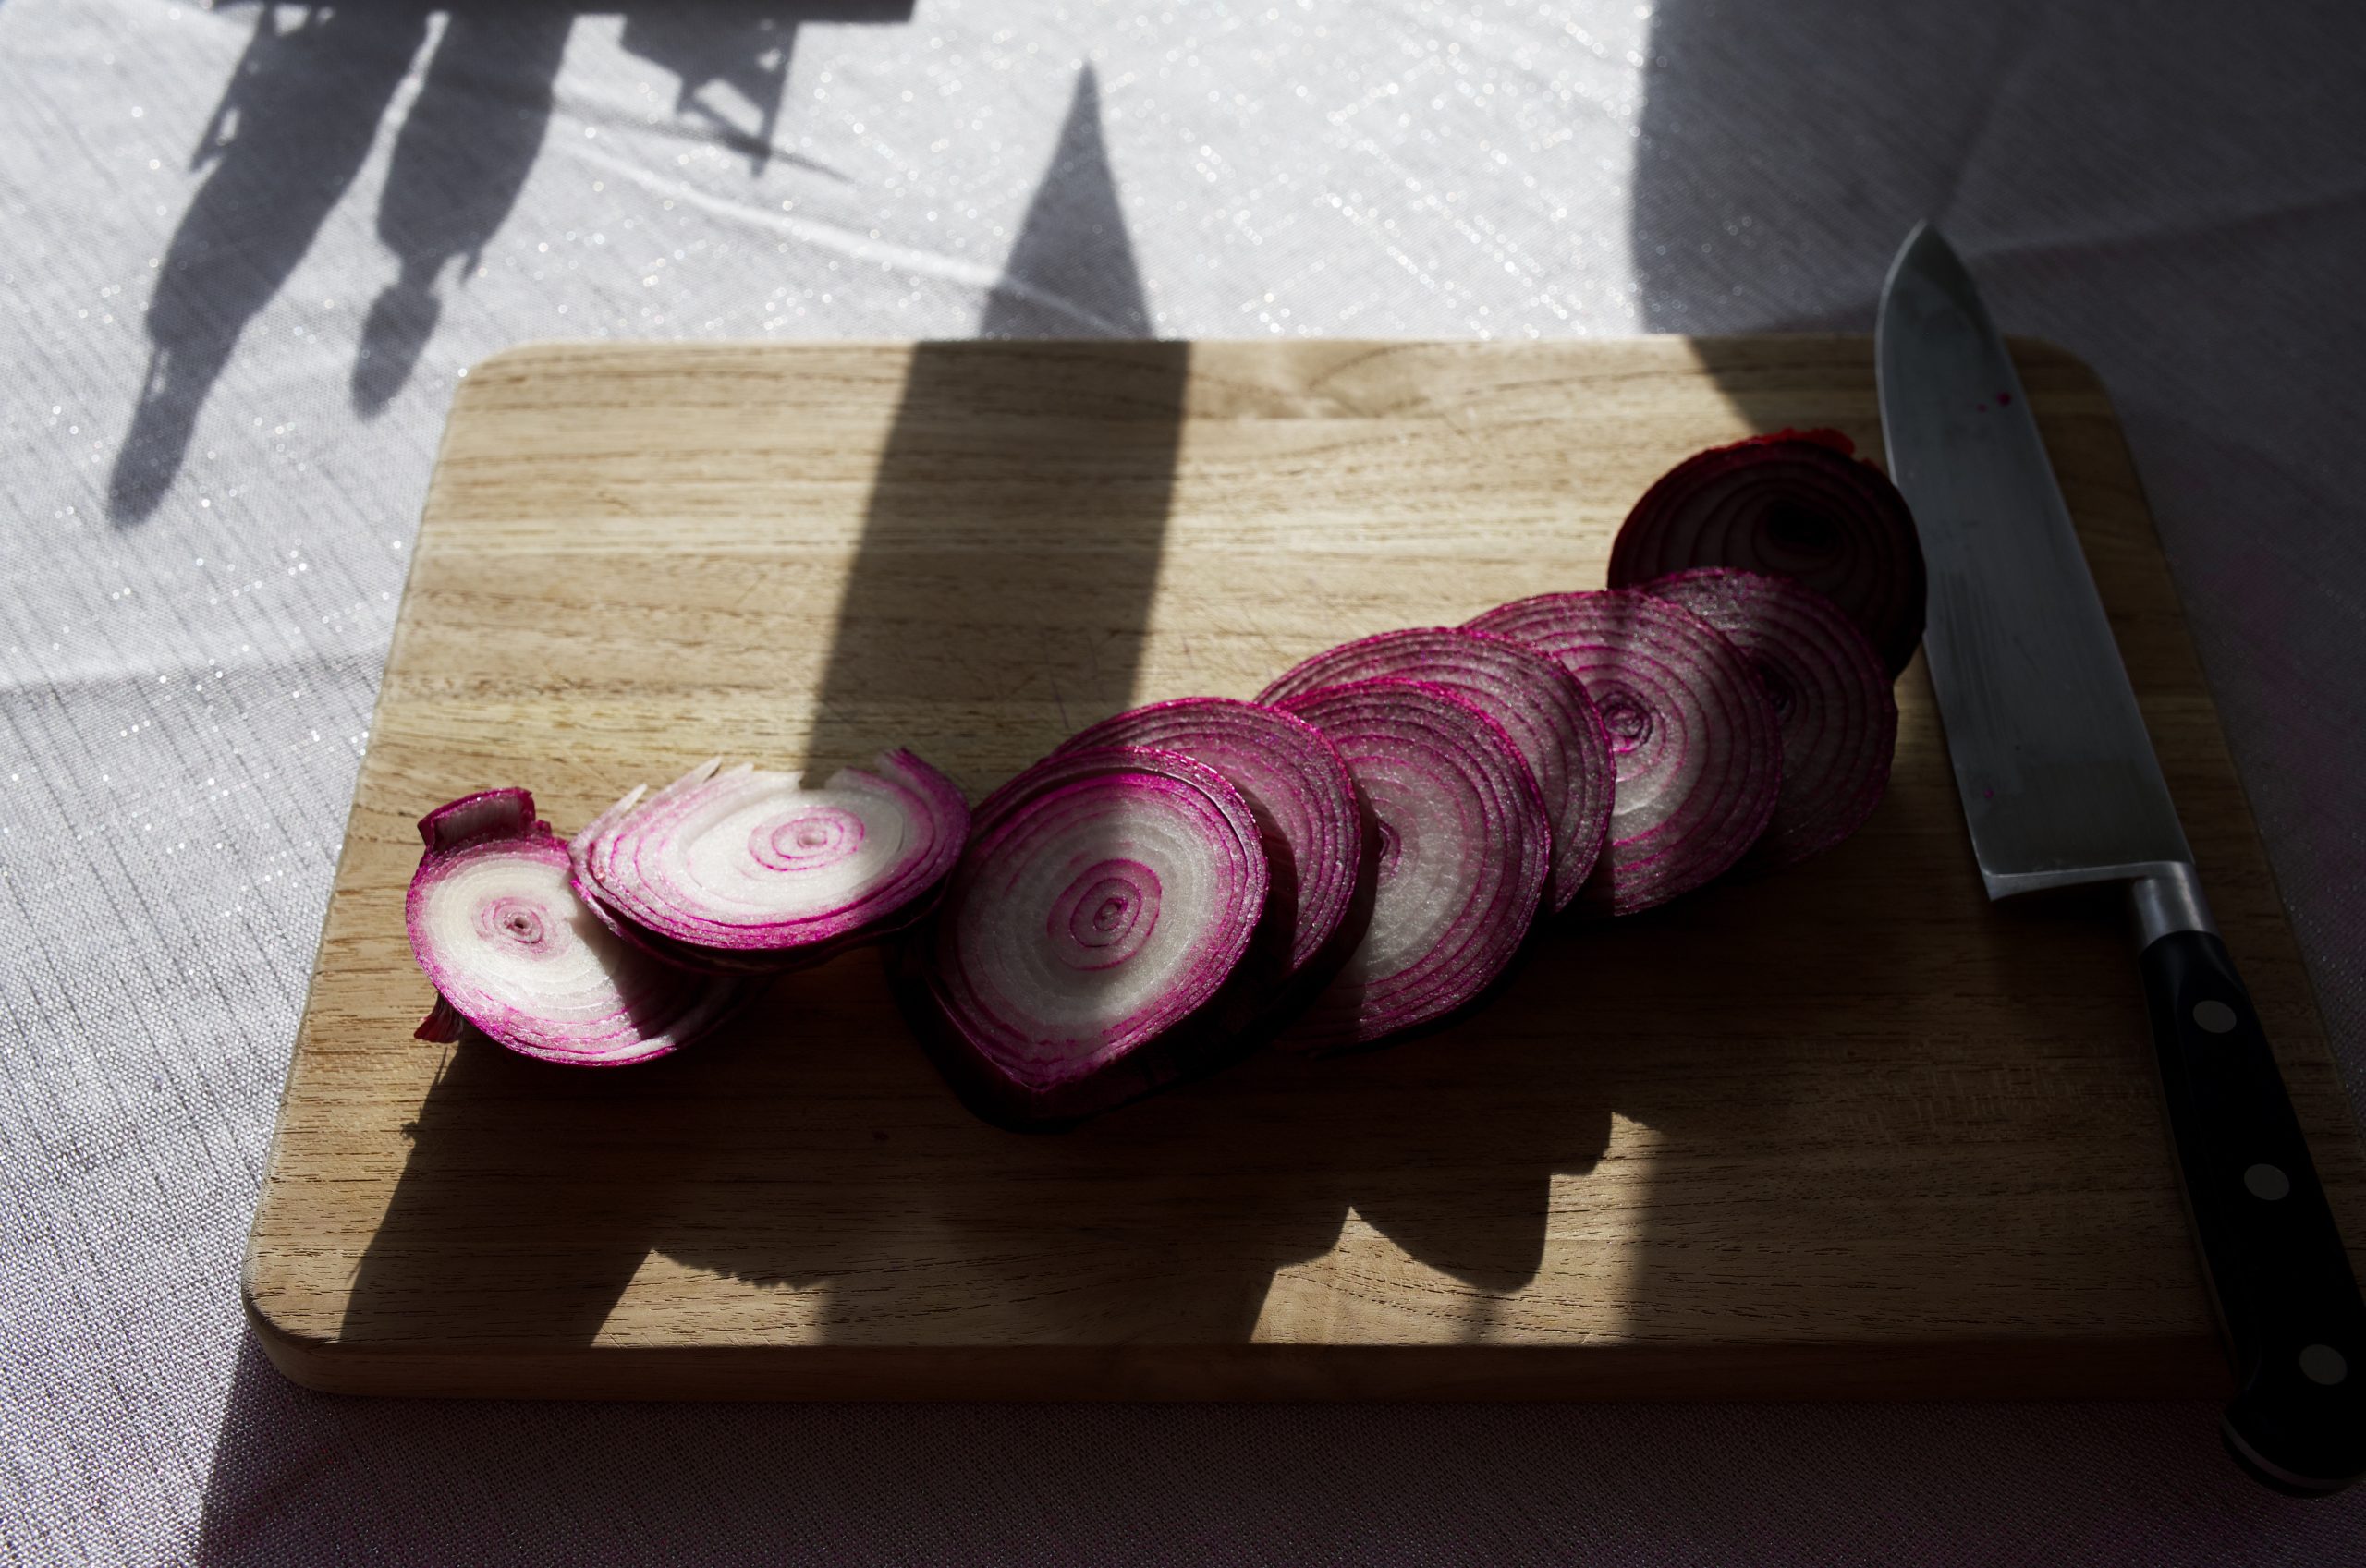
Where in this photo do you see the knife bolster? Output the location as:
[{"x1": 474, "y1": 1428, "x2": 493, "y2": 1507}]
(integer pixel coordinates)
[{"x1": 2130, "y1": 862, "x2": 2215, "y2": 947}]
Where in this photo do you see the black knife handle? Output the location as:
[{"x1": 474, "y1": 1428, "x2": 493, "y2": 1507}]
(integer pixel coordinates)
[{"x1": 2141, "y1": 929, "x2": 2366, "y2": 1492}]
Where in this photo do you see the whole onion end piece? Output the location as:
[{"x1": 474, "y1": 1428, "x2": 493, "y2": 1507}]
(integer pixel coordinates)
[
  {"x1": 1054, "y1": 697, "x2": 1370, "y2": 1031},
  {"x1": 1609, "y1": 428, "x2": 1928, "y2": 677},
  {"x1": 1639, "y1": 567, "x2": 1897, "y2": 872},
  {"x1": 1258, "y1": 626, "x2": 1611, "y2": 916},
  {"x1": 406, "y1": 791, "x2": 745, "y2": 1067},
  {"x1": 574, "y1": 750, "x2": 970, "y2": 971},
  {"x1": 1270, "y1": 678, "x2": 1548, "y2": 1053},
  {"x1": 1467, "y1": 590, "x2": 1781, "y2": 917},
  {"x1": 914, "y1": 746, "x2": 1269, "y2": 1129}
]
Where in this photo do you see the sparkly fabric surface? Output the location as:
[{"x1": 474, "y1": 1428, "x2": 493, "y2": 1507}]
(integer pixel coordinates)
[{"x1": 6, "y1": 1, "x2": 2365, "y2": 1562}]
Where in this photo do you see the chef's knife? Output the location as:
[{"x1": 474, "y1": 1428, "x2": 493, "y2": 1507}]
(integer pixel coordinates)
[{"x1": 1876, "y1": 222, "x2": 2366, "y2": 1493}]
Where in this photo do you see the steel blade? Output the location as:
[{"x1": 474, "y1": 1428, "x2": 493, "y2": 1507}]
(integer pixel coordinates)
[{"x1": 1876, "y1": 223, "x2": 2193, "y2": 898}]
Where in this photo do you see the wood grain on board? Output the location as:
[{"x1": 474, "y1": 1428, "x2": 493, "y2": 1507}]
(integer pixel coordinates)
[{"x1": 242, "y1": 337, "x2": 2366, "y2": 1399}]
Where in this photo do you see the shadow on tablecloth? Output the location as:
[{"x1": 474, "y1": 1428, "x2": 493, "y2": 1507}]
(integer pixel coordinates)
[
  {"x1": 109, "y1": 1, "x2": 913, "y2": 525},
  {"x1": 200, "y1": 1328, "x2": 2331, "y2": 1565}
]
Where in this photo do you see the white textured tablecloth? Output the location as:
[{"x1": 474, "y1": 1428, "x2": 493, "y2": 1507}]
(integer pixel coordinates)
[{"x1": 6, "y1": 1, "x2": 2365, "y2": 1561}]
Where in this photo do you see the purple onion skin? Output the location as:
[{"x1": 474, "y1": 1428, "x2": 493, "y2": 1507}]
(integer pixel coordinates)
[
  {"x1": 1055, "y1": 697, "x2": 1374, "y2": 1039},
  {"x1": 1608, "y1": 429, "x2": 1927, "y2": 677},
  {"x1": 406, "y1": 789, "x2": 748, "y2": 1067},
  {"x1": 1256, "y1": 627, "x2": 1612, "y2": 916},
  {"x1": 910, "y1": 747, "x2": 1270, "y2": 1130},
  {"x1": 421, "y1": 787, "x2": 543, "y2": 850},
  {"x1": 1271, "y1": 679, "x2": 1550, "y2": 1053},
  {"x1": 1466, "y1": 590, "x2": 1781, "y2": 916},
  {"x1": 1638, "y1": 567, "x2": 1898, "y2": 872}
]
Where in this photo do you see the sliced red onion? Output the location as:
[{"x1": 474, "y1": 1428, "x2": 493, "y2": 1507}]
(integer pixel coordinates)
[
  {"x1": 1056, "y1": 698, "x2": 1368, "y2": 1015},
  {"x1": 1257, "y1": 627, "x2": 1611, "y2": 914},
  {"x1": 1268, "y1": 679, "x2": 1547, "y2": 1052},
  {"x1": 574, "y1": 750, "x2": 968, "y2": 971},
  {"x1": 1637, "y1": 568, "x2": 1898, "y2": 871},
  {"x1": 405, "y1": 789, "x2": 744, "y2": 1066},
  {"x1": 1465, "y1": 591, "x2": 1780, "y2": 915},
  {"x1": 910, "y1": 746, "x2": 1268, "y2": 1126},
  {"x1": 1608, "y1": 428, "x2": 1927, "y2": 676}
]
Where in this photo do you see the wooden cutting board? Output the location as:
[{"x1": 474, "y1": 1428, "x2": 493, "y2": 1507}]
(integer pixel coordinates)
[{"x1": 244, "y1": 337, "x2": 2366, "y2": 1400}]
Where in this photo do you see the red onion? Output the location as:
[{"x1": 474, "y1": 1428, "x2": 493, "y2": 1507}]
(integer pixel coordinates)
[
  {"x1": 1257, "y1": 628, "x2": 1612, "y2": 914},
  {"x1": 1465, "y1": 590, "x2": 1779, "y2": 915},
  {"x1": 1638, "y1": 568, "x2": 1897, "y2": 870},
  {"x1": 1057, "y1": 698, "x2": 1370, "y2": 1020},
  {"x1": 405, "y1": 789, "x2": 745, "y2": 1066},
  {"x1": 573, "y1": 751, "x2": 968, "y2": 972},
  {"x1": 1608, "y1": 429, "x2": 1927, "y2": 676},
  {"x1": 909, "y1": 746, "x2": 1268, "y2": 1126},
  {"x1": 1268, "y1": 679, "x2": 1547, "y2": 1051}
]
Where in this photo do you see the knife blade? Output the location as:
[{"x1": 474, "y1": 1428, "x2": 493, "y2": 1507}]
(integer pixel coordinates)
[{"x1": 1877, "y1": 222, "x2": 2366, "y2": 1493}]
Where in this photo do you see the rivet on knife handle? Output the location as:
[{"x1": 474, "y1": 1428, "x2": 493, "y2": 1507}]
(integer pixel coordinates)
[{"x1": 2140, "y1": 922, "x2": 2366, "y2": 1492}]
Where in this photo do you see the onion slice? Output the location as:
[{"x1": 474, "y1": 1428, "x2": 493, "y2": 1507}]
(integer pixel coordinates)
[
  {"x1": 910, "y1": 746, "x2": 1268, "y2": 1126},
  {"x1": 1057, "y1": 698, "x2": 1369, "y2": 1016},
  {"x1": 1638, "y1": 568, "x2": 1898, "y2": 870},
  {"x1": 1466, "y1": 590, "x2": 1780, "y2": 915},
  {"x1": 1269, "y1": 679, "x2": 1547, "y2": 1052},
  {"x1": 1258, "y1": 627, "x2": 1611, "y2": 913},
  {"x1": 574, "y1": 750, "x2": 968, "y2": 971},
  {"x1": 405, "y1": 789, "x2": 744, "y2": 1066},
  {"x1": 1608, "y1": 428, "x2": 1927, "y2": 676}
]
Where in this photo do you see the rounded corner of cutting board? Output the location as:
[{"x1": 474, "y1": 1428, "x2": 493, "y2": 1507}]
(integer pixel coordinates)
[
  {"x1": 239, "y1": 1270, "x2": 348, "y2": 1394},
  {"x1": 461, "y1": 339, "x2": 588, "y2": 377}
]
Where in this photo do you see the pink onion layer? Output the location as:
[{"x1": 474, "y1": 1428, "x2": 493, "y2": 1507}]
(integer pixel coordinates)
[
  {"x1": 1057, "y1": 697, "x2": 1367, "y2": 1001},
  {"x1": 574, "y1": 750, "x2": 968, "y2": 972},
  {"x1": 405, "y1": 789, "x2": 744, "y2": 1066},
  {"x1": 1270, "y1": 679, "x2": 1547, "y2": 1052},
  {"x1": 1608, "y1": 429, "x2": 1927, "y2": 676},
  {"x1": 914, "y1": 746, "x2": 1268, "y2": 1125},
  {"x1": 1465, "y1": 590, "x2": 1780, "y2": 915},
  {"x1": 1638, "y1": 568, "x2": 1898, "y2": 870},
  {"x1": 1258, "y1": 627, "x2": 1611, "y2": 914}
]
